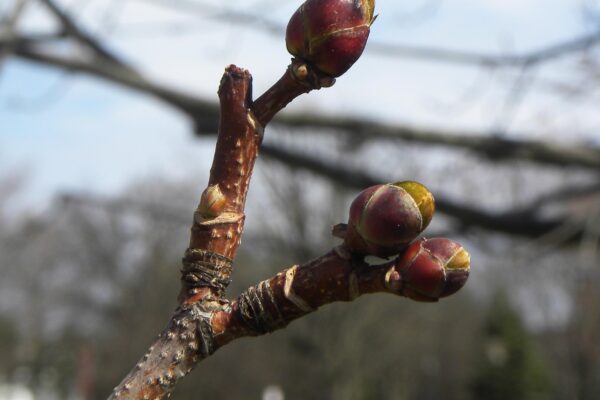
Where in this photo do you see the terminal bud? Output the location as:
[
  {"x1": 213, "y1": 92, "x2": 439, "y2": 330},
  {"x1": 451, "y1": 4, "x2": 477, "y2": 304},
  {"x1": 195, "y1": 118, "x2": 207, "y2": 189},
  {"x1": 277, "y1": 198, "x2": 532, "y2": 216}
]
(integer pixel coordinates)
[{"x1": 286, "y1": 0, "x2": 376, "y2": 77}]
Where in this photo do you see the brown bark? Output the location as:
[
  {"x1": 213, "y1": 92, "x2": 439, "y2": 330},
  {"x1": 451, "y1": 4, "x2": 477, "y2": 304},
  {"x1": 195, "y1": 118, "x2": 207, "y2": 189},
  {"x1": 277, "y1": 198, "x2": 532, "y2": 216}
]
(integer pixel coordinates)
[
  {"x1": 253, "y1": 58, "x2": 335, "y2": 126},
  {"x1": 212, "y1": 249, "x2": 394, "y2": 345},
  {"x1": 109, "y1": 247, "x2": 402, "y2": 400},
  {"x1": 181, "y1": 65, "x2": 256, "y2": 304},
  {"x1": 108, "y1": 60, "x2": 336, "y2": 399}
]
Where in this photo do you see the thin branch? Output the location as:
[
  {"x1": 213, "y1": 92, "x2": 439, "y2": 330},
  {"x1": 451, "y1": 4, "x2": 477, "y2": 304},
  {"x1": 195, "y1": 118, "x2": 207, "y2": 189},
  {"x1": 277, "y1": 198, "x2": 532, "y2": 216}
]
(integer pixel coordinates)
[
  {"x1": 260, "y1": 143, "x2": 584, "y2": 241},
  {"x1": 369, "y1": 30, "x2": 600, "y2": 67},
  {"x1": 0, "y1": 0, "x2": 27, "y2": 37},
  {"x1": 274, "y1": 114, "x2": 600, "y2": 170},
  {"x1": 0, "y1": 0, "x2": 28, "y2": 69},
  {"x1": 60, "y1": 175, "x2": 600, "y2": 245},
  {"x1": 108, "y1": 64, "x2": 260, "y2": 399},
  {"x1": 108, "y1": 247, "x2": 407, "y2": 399},
  {"x1": 513, "y1": 181, "x2": 600, "y2": 214},
  {"x1": 109, "y1": 58, "x2": 330, "y2": 399},
  {"x1": 37, "y1": 0, "x2": 130, "y2": 68},
  {"x1": 12, "y1": 44, "x2": 219, "y2": 130},
  {"x1": 0, "y1": 32, "x2": 65, "y2": 46},
  {"x1": 143, "y1": 0, "x2": 284, "y2": 35}
]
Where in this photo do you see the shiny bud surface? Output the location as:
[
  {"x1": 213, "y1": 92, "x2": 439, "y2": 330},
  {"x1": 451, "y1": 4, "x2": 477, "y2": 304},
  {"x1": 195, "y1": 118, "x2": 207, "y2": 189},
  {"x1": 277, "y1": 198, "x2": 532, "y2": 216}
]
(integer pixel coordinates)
[
  {"x1": 286, "y1": 0, "x2": 375, "y2": 77},
  {"x1": 395, "y1": 238, "x2": 470, "y2": 302},
  {"x1": 345, "y1": 181, "x2": 435, "y2": 257}
]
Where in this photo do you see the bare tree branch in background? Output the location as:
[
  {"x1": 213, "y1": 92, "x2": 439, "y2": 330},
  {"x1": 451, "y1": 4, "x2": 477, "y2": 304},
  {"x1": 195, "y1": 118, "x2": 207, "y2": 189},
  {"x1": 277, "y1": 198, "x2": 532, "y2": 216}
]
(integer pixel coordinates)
[
  {"x1": 2, "y1": 0, "x2": 599, "y2": 171},
  {"x1": 7, "y1": 36, "x2": 600, "y2": 170},
  {"x1": 260, "y1": 143, "x2": 587, "y2": 242},
  {"x1": 272, "y1": 115, "x2": 600, "y2": 169},
  {"x1": 145, "y1": 0, "x2": 600, "y2": 68},
  {"x1": 38, "y1": 0, "x2": 131, "y2": 69},
  {"x1": 0, "y1": 0, "x2": 27, "y2": 71}
]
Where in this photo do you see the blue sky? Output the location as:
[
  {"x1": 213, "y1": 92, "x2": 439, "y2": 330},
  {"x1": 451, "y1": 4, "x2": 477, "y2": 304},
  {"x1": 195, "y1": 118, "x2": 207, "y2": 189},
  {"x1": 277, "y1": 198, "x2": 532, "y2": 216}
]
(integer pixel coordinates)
[{"x1": 1, "y1": 0, "x2": 598, "y2": 211}]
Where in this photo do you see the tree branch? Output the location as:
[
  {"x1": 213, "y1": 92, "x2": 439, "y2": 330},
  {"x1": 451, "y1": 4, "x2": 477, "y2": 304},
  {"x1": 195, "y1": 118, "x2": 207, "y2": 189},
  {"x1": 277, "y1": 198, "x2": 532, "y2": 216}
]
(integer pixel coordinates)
[
  {"x1": 0, "y1": 0, "x2": 28, "y2": 69},
  {"x1": 108, "y1": 247, "x2": 408, "y2": 399},
  {"x1": 37, "y1": 0, "x2": 130, "y2": 68},
  {"x1": 8, "y1": 38, "x2": 600, "y2": 170},
  {"x1": 12, "y1": 44, "x2": 219, "y2": 131},
  {"x1": 15, "y1": 42, "x2": 600, "y2": 171},
  {"x1": 108, "y1": 57, "x2": 332, "y2": 398},
  {"x1": 369, "y1": 29, "x2": 600, "y2": 67},
  {"x1": 273, "y1": 114, "x2": 600, "y2": 170}
]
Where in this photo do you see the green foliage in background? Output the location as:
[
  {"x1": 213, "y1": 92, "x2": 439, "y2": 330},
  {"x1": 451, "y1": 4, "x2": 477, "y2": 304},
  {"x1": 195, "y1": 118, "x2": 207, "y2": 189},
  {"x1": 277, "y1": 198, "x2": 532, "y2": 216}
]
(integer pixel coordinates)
[{"x1": 470, "y1": 292, "x2": 552, "y2": 400}]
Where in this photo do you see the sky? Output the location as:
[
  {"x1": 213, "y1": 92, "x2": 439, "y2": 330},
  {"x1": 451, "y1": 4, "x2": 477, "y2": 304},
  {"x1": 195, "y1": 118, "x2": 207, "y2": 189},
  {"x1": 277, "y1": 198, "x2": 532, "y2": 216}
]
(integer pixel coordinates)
[{"x1": 1, "y1": 0, "x2": 599, "y2": 211}]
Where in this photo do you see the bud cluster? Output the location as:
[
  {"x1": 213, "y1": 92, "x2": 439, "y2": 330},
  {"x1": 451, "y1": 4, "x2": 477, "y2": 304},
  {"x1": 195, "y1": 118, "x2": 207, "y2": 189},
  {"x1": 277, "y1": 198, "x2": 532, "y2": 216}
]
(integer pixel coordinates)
[{"x1": 342, "y1": 181, "x2": 471, "y2": 300}]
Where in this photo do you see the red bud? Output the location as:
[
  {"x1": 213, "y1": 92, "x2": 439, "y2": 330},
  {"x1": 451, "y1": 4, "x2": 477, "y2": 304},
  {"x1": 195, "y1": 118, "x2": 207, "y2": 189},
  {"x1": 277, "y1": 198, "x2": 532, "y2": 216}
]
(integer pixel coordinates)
[
  {"x1": 394, "y1": 238, "x2": 471, "y2": 302},
  {"x1": 345, "y1": 181, "x2": 435, "y2": 257},
  {"x1": 286, "y1": 0, "x2": 375, "y2": 77}
]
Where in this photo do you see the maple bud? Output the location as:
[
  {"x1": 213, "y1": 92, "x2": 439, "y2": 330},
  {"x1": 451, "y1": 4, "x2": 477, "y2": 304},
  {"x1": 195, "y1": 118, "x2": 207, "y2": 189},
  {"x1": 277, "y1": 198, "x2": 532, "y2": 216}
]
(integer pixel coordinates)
[
  {"x1": 286, "y1": 0, "x2": 376, "y2": 77},
  {"x1": 345, "y1": 181, "x2": 435, "y2": 257},
  {"x1": 392, "y1": 238, "x2": 470, "y2": 302}
]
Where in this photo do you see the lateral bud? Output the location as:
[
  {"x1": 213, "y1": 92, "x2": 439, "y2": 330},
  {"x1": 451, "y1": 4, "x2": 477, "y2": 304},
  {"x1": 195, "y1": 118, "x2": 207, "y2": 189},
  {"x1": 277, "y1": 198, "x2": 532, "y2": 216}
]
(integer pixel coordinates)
[
  {"x1": 344, "y1": 181, "x2": 435, "y2": 257},
  {"x1": 391, "y1": 238, "x2": 471, "y2": 302},
  {"x1": 198, "y1": 184, "x2": 226, "y2": 218}
]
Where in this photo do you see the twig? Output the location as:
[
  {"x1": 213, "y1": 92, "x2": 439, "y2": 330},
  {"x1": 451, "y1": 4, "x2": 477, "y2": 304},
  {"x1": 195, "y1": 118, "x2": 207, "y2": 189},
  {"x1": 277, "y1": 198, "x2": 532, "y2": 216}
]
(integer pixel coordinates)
[
  {"x1": 109, "y1": 247, "x2": 400, "y2": 399},
  {"x1": 0, "y1": 0, "x2": 28, "y2": 70},
  {"x1": 108, "y1": 58, "x2": 331, "y2": 398},
  {"x1": 37, "y1": 0, "x2": 131, "y2": 69},
  {"x1": 12, "y1": 44, "x2": 219, "y2": 130}
]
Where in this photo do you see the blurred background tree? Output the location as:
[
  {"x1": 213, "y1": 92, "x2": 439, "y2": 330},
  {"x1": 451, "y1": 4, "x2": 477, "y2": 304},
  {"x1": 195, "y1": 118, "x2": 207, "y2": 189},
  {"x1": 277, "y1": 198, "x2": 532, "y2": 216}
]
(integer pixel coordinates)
[
  {"x1": 470, "y1": 292, "x2": 551, "y2": 400},
  {"x1": 1, "y1": 0, "x2": 600, "y2": 399}
]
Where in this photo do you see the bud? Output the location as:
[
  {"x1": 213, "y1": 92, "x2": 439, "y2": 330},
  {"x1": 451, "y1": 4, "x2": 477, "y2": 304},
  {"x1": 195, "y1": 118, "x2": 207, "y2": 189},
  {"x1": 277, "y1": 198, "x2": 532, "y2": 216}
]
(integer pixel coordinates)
[
  {"x1": 345, "y1": 181, "x2": 435, "y2": 257},
  {"x1": 198, "y1": 184, "x2": 226, "y2": 218},
  {"x1": 286, "y1": 0, "x2": 376, "y2": 77},
  {"x1": 393, "y1": 238, "x2": 470, "y2": 302}
]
